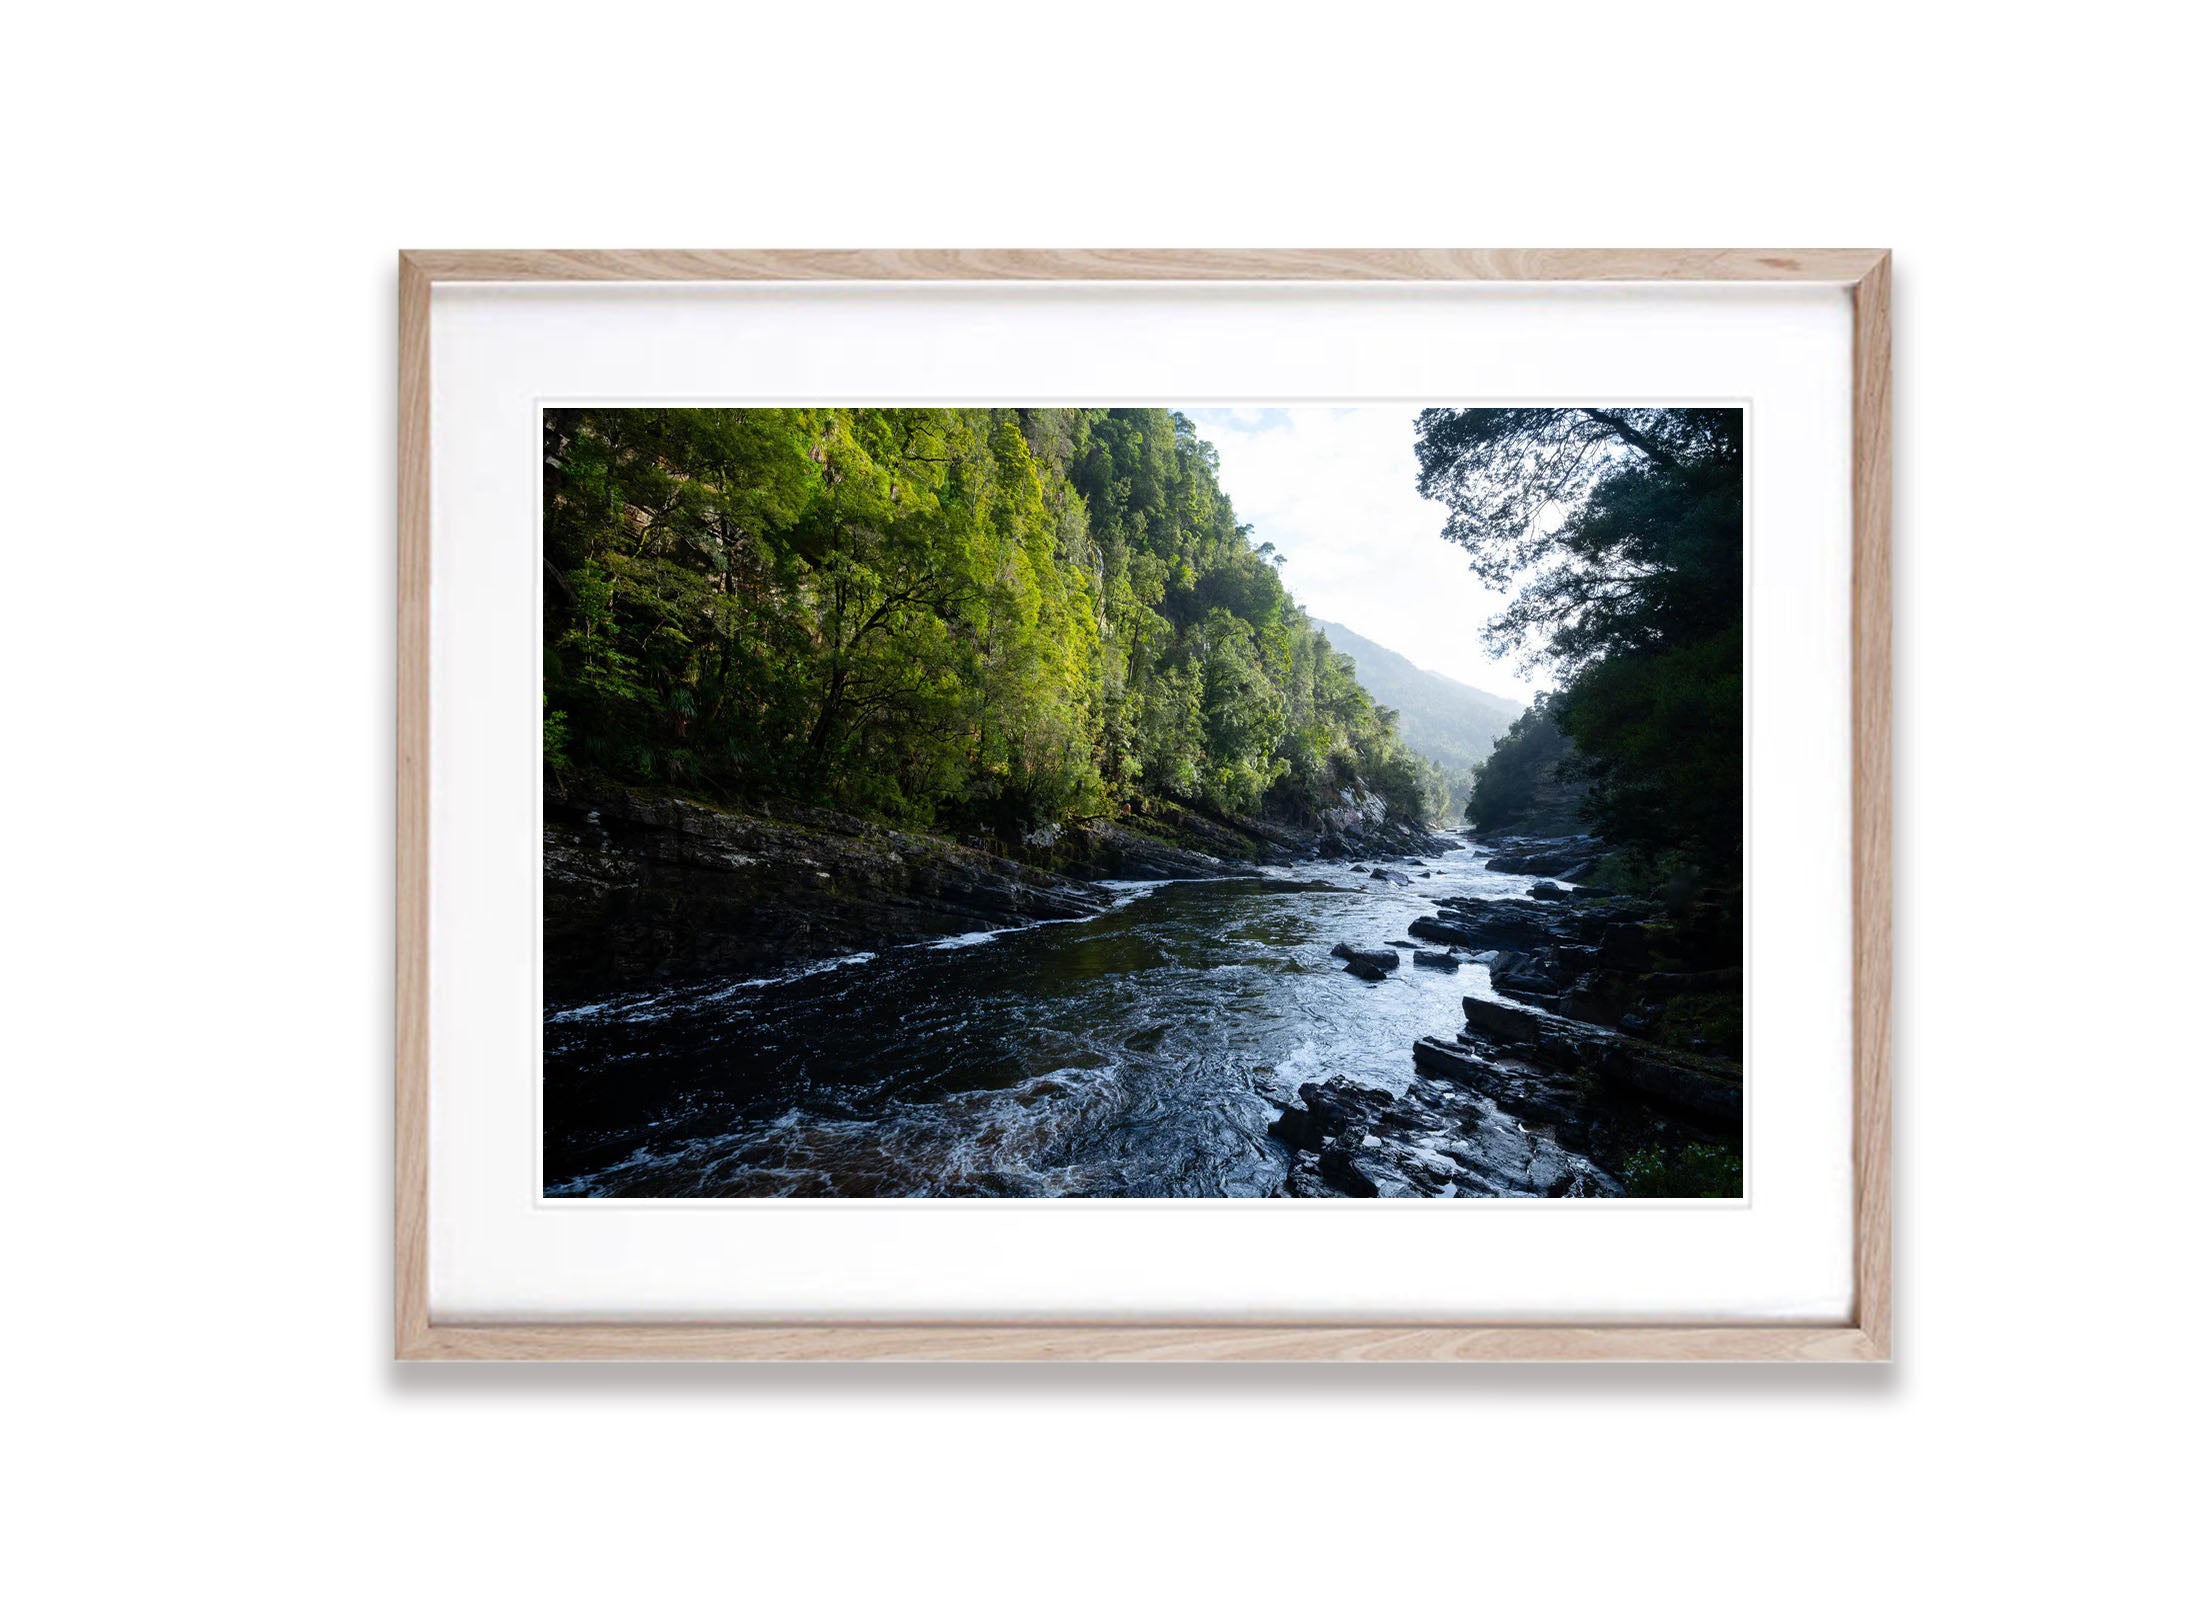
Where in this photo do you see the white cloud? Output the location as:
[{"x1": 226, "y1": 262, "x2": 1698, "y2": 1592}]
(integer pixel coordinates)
[{"x1": 1180, "y1": 406, "x2": 1550, "y2": 702}]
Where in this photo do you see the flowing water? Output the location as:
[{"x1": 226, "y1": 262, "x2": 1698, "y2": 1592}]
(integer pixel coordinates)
[{"x1": 545, "y1": 838, "x2": 1551, "y2": 1198}]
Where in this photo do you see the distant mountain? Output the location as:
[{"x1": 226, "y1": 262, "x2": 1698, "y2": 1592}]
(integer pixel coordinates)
[{"x1": 1313, "y1": 618, "x2": 1524, "y2": 793}]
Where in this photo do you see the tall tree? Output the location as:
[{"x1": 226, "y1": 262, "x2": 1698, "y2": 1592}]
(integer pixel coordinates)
[{"x1": 1415, "y1": 407, "x2": 1743, "y2": 869}]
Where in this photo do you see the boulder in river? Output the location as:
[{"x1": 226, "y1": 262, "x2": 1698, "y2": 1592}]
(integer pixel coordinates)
[
  {"x1": 1269, "y1": 1076, "x2": 1396, "y2": 1149},
  {"x1": 1408, "y1": 901, "x2": 1553, "y2": 951},
  {"x1": 1321, "y1": 1133, "x2": 1444, "y2": 1199},
  {"x1": 1278, "y1": 1150, "x2": 1344, "y2": 1197},
  {"x1": 1408, "y1": 916, "x2": 1473, "y2": 946},
  {"x1": 1329, "y1": 942, "x2": 1400, "y2": 970},
  {"x1": 1412, "y1": 948, "x2": 1461, "y2": 969},
  {"x1": 1483, "y1": 836, "x2": 1605, "y2": 879},
  {"x1": 1485, "y1": 942, "x2": 1600, "y2": 1004},
  {"x1": 1412, "y1": 1036, "x2": 1490, "y2": 1086},
  {"x1": 1484, "y1": 949, "x2": 1533, "y2": 982},
  {"x1": 1462, "y1": 994, "x2": 1546, "y2": 1045},
  {"x1": 1316, "y1": 1144, "x2": 1383, "y2": 1198},
  {"x1": 1528, "y1": 880, "x2": 1569, "y2": 901}
]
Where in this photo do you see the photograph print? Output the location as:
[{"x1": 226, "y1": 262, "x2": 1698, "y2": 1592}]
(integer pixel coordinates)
[{"x1": 542, "y1": 404, "x2": 1743, "y2": 1199}]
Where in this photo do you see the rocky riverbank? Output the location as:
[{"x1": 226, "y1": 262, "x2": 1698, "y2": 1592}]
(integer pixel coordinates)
[
  {"x1": 1267, "y1": 833, "x2": 1745, "y2": 1198},
  {"x1": 545, "y1": 778, "x2": 1453, "y2": 1001}
]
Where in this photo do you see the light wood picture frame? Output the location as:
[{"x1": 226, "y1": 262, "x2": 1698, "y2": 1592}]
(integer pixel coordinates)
[{"x1": 397, "y1": 249, "x2": 1891, "y2": 1361}]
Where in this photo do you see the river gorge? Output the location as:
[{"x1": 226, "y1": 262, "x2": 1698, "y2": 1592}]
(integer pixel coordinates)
[{"x1": 544, "y1": 800, "x2": 1744, "y2": 1199}]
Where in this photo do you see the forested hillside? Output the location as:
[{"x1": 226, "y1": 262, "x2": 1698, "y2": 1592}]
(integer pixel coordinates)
[
  {"x1": 544, "y1": 408, "x2": 1434, "y2": 840},
  {"x1": 1311, "y1": 618, "x2": 1521, "y2": 816}
]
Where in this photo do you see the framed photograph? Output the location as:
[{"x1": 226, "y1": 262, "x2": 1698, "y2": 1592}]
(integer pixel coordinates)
[{"x1": 398, "y1": 249, "x2": 1890, "y2": 1360}]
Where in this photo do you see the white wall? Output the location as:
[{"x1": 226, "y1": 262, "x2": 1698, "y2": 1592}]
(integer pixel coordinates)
[{"x1": 8, "y1": 3, "x2": 2190, "y2": 1594}]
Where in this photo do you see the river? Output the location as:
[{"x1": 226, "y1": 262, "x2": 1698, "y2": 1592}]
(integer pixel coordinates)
[{"x1": 544, "y1": 837, "x2": 1564, "y2": 1198}]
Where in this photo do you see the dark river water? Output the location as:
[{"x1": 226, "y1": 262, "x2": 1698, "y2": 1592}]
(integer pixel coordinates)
[{"x1": 545, "y1": 838, "x2": 1548, "y2": 1198}]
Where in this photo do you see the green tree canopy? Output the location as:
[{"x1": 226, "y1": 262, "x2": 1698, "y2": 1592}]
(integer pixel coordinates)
[{"x1": 545, "y1": 407, "x2": 1436, "y2": 838}]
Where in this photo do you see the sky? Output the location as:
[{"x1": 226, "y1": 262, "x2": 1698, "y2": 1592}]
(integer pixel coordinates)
[{"x1": 1178, "y1": 406, "x2": 1550, "y2": 703}]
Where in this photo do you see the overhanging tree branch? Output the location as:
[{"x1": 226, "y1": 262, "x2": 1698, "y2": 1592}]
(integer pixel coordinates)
[{"x1": 1581, "y1": 409, "x2": 1681, "y2": 469}]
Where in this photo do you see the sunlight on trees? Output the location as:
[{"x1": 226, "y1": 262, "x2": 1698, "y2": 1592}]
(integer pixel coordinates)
[{"x1": 544, "y1": 408, "x2": 1438, "y2": 835}]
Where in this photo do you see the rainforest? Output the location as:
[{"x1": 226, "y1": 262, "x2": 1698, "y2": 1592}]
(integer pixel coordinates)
[{"x1": 544, "y1": 406, "x2": 1436, "y2": 839}]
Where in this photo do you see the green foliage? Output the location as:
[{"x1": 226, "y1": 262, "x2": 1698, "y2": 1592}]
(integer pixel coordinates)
[
  {"x1": 1650, "y1": 991, "x2": 1744, "y2": 1059},
  {"x1": 1620, "y1": 1140, "x2": 1744, "y2": 1199},
  {"x1": 542, "y1": 695, "x2": 570, "y2": 772},
  {"x1": 1464, "y1": 699, "x2": 1582, "y2": 835},
  {"x1": 1565, "y1": 623, "x2": 1741, "y2": 869},
  {"x1": 1415, "y1": 407, "x2": 1742, "y2": 874},
  {"x1": 543, "y1": 407, "x2": 1428, "y2": 835}
]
